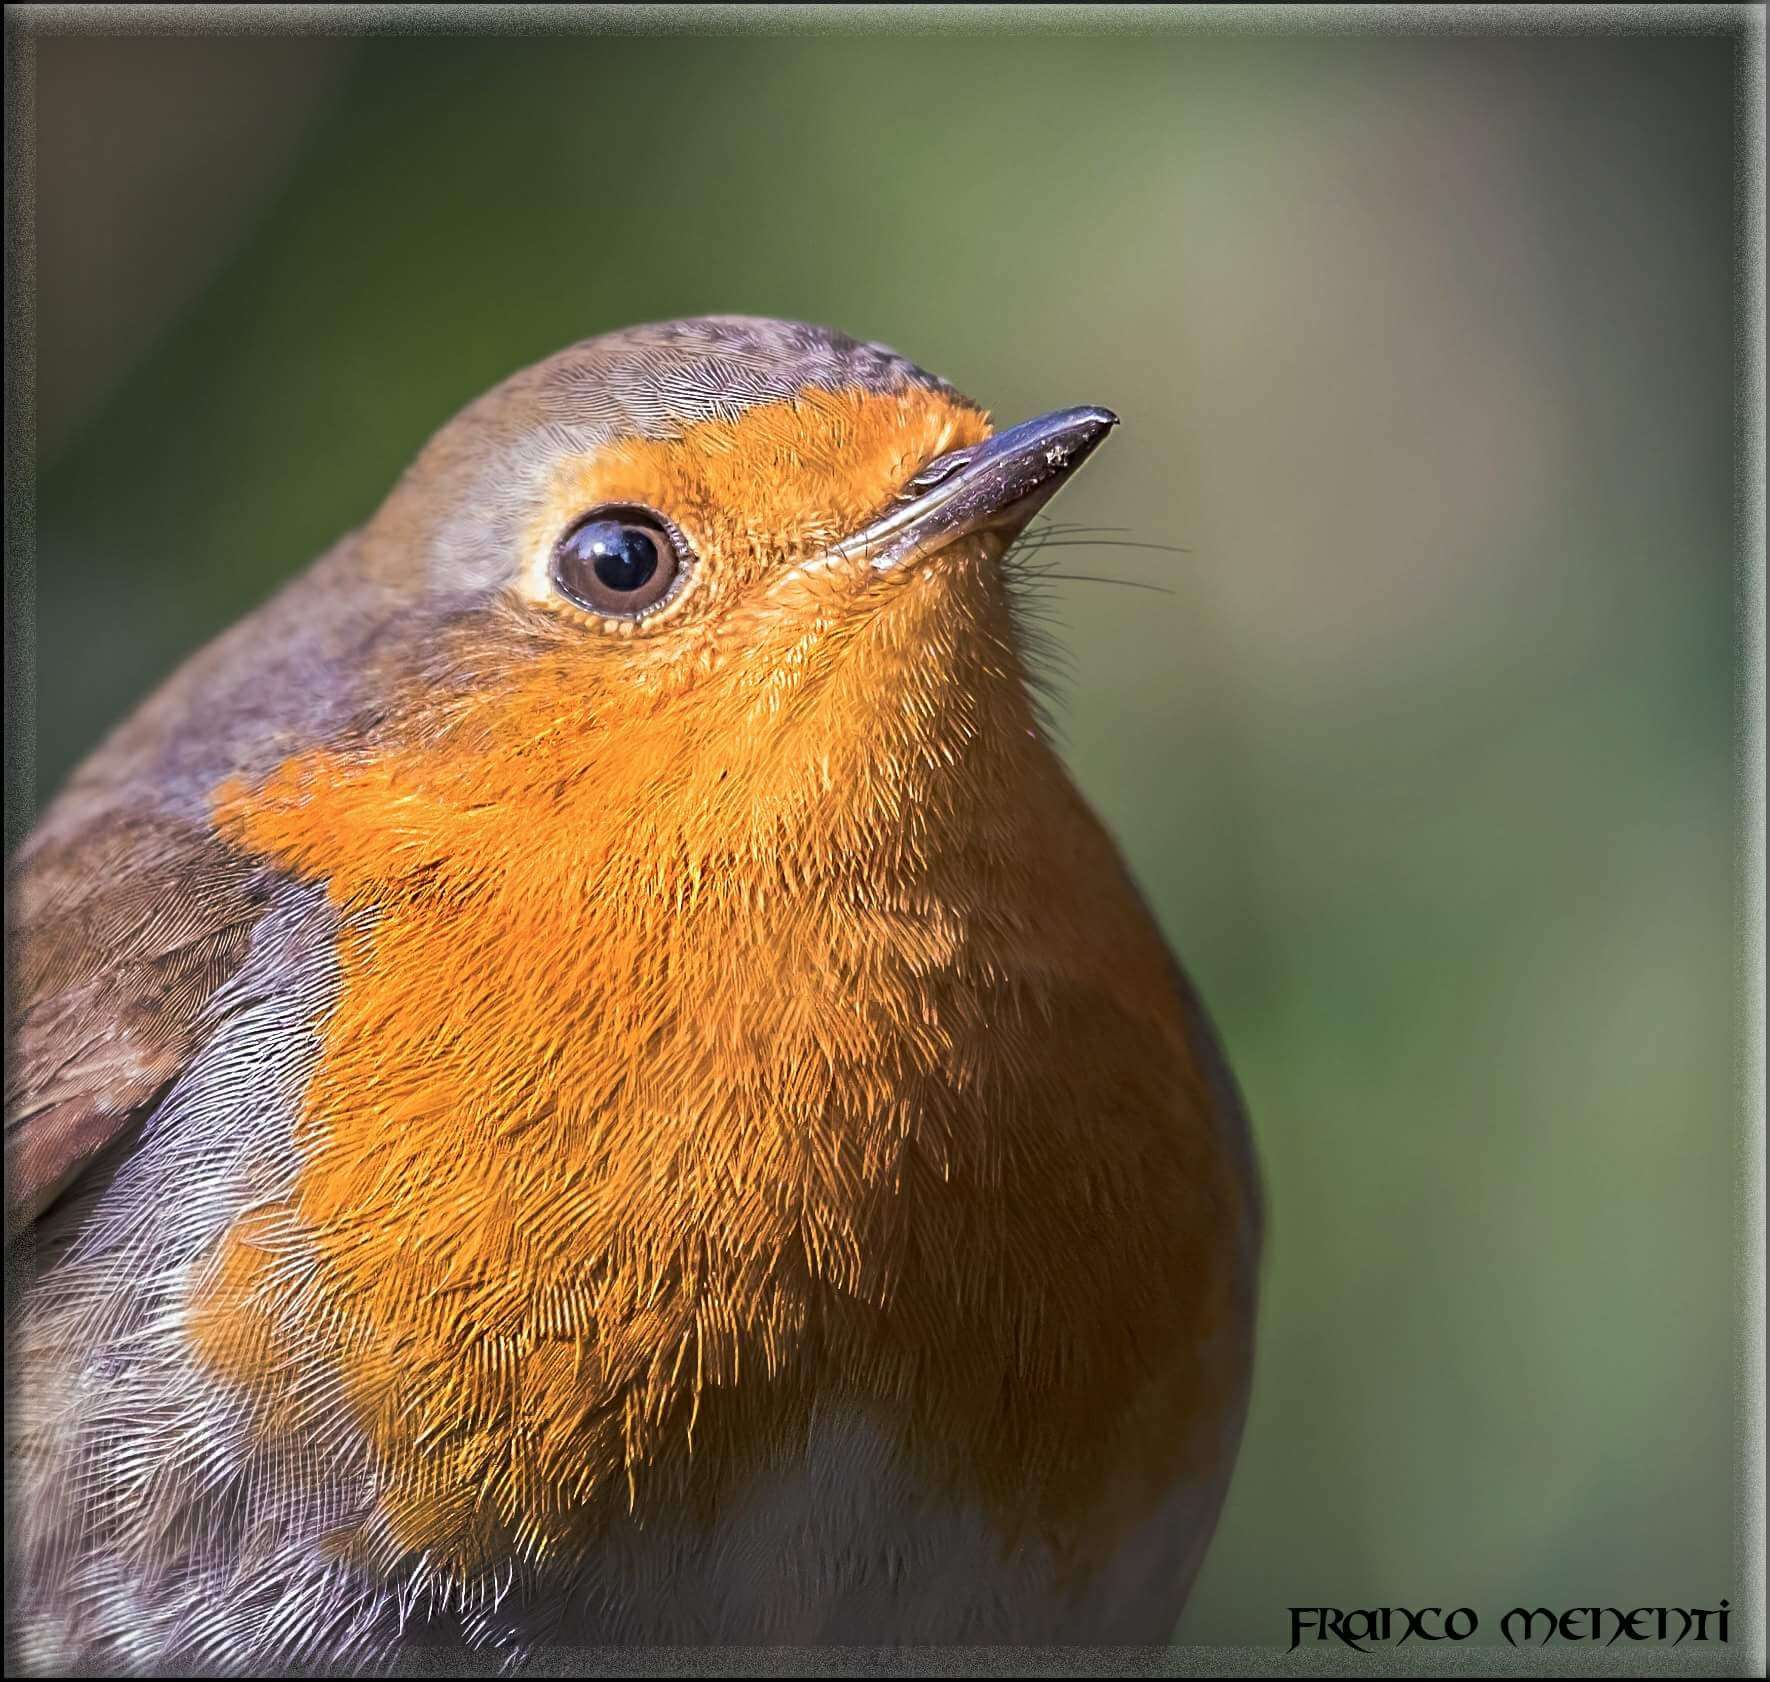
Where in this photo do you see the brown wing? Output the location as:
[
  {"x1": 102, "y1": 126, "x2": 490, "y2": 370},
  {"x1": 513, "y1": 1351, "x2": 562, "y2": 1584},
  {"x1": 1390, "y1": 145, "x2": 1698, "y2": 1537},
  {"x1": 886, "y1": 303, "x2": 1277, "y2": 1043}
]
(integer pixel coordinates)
[{"x1": 6, "y1": 814, "x2": 273, "y2": 1229}]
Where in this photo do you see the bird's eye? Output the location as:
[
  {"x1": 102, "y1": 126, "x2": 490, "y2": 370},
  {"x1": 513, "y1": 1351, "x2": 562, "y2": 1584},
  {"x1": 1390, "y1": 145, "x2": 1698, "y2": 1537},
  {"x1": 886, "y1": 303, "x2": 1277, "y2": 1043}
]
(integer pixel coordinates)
[{"x1": 550, "y1": 506, "x2": 689, "y2": 620}]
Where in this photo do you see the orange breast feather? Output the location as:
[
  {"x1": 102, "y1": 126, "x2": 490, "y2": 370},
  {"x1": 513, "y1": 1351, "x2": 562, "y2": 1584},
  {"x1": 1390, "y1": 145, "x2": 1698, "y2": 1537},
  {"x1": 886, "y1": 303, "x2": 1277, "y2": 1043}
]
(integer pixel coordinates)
[{"x1": 189, "y1": 391, "x2": 1252, "y2": 1587}]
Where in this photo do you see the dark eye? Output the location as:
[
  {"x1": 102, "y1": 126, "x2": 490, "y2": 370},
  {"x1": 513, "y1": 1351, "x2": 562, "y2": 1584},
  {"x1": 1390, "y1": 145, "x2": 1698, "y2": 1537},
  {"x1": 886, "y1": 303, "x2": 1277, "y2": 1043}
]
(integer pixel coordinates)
[{"x1": 550, "y1": 506, "x2": 688, "y2": 620}]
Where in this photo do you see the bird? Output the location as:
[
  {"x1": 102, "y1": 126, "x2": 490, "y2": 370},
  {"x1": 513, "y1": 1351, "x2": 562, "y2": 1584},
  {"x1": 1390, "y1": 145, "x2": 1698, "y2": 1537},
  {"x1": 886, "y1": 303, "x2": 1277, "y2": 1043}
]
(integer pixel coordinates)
[{"x1": 8, "y1": 315, "x2": 1262, "y2": 1672}]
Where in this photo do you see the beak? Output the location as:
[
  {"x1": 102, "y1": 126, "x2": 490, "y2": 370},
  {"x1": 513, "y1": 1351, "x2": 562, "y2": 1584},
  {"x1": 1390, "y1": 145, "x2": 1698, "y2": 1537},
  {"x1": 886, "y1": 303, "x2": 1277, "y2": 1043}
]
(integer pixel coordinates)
[{"x1": 826, "y1": 405, "x2": 1119, "y2": 573}]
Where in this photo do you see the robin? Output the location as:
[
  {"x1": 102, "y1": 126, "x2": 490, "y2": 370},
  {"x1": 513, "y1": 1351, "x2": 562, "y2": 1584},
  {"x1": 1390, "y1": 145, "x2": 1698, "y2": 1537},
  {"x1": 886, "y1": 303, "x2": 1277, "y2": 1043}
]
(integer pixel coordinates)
[{"x1": 9, "y1": 316, "x2": 1261, "y2": 1670}]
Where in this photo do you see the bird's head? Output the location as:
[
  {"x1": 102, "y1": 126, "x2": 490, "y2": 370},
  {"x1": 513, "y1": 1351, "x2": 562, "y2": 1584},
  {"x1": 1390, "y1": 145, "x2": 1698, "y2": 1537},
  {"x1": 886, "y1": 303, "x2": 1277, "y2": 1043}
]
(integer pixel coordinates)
[{"x1": 221, "y1": 316, "x2": 1116, "y2": 893}]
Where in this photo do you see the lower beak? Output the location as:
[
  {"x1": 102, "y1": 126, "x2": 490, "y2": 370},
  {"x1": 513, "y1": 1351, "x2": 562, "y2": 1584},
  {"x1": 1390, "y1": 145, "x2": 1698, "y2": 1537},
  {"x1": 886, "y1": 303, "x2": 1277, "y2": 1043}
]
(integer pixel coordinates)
[{"x1": 826, "y1": 405, "x2": 1119, "y2": 573}]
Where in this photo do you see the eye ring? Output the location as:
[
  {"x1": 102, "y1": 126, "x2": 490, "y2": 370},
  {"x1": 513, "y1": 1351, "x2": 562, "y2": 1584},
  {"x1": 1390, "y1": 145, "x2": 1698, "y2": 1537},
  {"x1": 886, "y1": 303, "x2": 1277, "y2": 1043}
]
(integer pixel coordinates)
[{"x1": 549, "y1": 504, "x2": 694, "y2": 622}]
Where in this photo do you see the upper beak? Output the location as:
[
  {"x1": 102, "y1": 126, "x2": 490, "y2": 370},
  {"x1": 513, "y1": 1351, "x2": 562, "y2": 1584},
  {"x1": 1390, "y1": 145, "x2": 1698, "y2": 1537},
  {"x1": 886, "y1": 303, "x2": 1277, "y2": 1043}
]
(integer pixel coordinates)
[{"x1": 826, "y1": 405, "x2": 1119, "y2": 573}]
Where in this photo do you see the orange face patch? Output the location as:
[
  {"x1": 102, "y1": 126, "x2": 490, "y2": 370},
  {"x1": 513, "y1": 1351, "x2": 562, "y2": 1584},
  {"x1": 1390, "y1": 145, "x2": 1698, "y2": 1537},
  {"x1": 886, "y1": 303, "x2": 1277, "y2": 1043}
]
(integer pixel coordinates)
[
  {"x1": 189, "y1": 384, "x2": 1254, "y2": 1590},
  {"x1": 511, "y1": 385, "x2": 994, "y2": 634}
]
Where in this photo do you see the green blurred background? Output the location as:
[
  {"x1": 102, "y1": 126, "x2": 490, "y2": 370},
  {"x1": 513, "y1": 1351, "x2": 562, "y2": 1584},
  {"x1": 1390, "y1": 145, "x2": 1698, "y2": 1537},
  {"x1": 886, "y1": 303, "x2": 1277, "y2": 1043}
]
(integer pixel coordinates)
[{"x1": 17, "y1": 20, "x2": 1748, "y2": 1648}]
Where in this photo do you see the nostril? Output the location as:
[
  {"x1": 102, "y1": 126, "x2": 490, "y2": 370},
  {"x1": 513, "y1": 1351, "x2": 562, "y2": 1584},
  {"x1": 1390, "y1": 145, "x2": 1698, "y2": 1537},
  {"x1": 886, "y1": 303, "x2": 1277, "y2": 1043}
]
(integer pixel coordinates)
[{"x1": 897, "y1": 450, "x2": 975, "y2": 500}]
